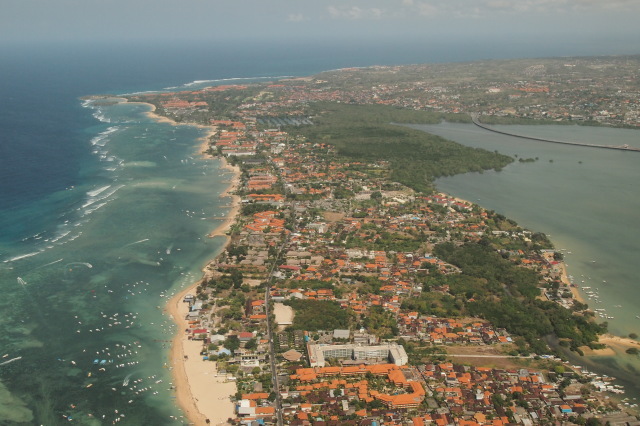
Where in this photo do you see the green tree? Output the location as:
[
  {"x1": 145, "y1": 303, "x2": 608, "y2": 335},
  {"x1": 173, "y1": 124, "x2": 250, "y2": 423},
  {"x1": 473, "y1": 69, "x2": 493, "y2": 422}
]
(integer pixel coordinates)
[
  {"x1": 224, "y1": 335, "x2": 240, "y2": 352},
  {"x1": 244, "y1": 338, "x2": 257, "y2": 350}
]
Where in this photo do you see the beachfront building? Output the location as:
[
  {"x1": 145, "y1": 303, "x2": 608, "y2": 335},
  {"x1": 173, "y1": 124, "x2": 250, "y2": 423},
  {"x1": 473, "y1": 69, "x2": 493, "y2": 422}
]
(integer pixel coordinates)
[{"x1": 307, "y1": 342, "x2": 408, "y2": 367}]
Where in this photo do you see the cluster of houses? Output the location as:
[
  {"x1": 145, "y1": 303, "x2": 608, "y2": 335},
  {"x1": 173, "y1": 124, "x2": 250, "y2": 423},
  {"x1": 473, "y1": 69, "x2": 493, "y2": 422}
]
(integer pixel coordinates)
[
  {"x1": 397, "y1": 314, "x2": 512, "y2": 346},
  {"x1": 124, "y1": 70, "x2": 640, "y2": 424},
  {"x1": 192, "y1": 107, "x2": 614, "y2": 424},
  {"x1": 416, "y1": 363, "x2": 610, "y2": 425},
  {"x1": 279, "y1": 361, "x2": 612, "y2": 426}
]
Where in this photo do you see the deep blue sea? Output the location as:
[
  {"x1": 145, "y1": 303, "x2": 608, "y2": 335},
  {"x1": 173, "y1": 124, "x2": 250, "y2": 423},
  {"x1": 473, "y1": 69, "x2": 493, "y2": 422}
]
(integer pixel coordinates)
[{"x1": 1, "y1": 40, "x2": 639, "y2": 423}]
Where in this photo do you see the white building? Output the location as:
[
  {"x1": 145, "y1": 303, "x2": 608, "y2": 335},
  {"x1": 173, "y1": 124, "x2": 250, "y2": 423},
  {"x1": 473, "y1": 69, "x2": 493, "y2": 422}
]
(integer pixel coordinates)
[{"x1": 307, "y1": 342, "x2": 408, "y2": 367}]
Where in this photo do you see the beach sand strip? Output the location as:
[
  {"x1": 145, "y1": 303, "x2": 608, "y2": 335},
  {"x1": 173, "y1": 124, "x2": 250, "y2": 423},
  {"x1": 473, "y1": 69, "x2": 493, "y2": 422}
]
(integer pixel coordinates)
[{"x1": 135, "y1": 99, "x2": 241, "y2": 425}]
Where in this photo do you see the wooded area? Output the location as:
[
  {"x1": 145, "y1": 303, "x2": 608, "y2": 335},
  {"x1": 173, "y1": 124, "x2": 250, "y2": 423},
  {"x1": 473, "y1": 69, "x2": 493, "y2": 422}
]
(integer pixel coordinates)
[{"x1": 285, "y1": 103, "x2": 513, "y2": 193}]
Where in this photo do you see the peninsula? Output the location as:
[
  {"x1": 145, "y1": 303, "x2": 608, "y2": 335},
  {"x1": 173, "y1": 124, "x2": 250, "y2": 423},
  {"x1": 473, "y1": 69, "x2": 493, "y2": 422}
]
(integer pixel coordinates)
[{"x1": 124, "y1": 55, "x2": 640, "y2": 425}]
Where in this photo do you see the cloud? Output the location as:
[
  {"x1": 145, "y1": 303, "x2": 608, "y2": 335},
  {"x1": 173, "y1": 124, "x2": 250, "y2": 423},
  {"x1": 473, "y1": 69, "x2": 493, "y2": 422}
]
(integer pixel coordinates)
[
  {"x1": 486, "y1": 0, "x2": 514, "y2": 9},
  {"x1": 394, "y1": 0, "x2": 639, "y2": 19},
  {"x1": 477, "y1": 0, "x2": 640, "y2": 14},
  {"x1": 416, "y1": 2, "x2": 438, "y2": 16},
  {"x1": 571, "y1": 0, "x2": 640, "y2": 10},
  {"x1": 322, "y1": 0, "x2": 640, "y2": 24},
  {"x1": 287, "y1": 13, "x2": 305, "y2": 22},
  {"x1": 327, "y1": 5, "x2": 385, "y2": 20}
]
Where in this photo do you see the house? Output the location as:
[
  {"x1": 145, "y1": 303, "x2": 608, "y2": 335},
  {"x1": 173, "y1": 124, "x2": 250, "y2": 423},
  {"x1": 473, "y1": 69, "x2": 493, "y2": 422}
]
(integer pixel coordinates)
[
  {"x1": 191, "y1": 329, "x2": 209, "y2": 340},
  {"x1": 190, "y1": 300, "x2": 203, "y2": 311},
  {"x1": 238, "y1": 332, "x2": 254, "y2": 342},
  {"x1": 209, "y1": 334, "x2": 226, "y2": 344}
]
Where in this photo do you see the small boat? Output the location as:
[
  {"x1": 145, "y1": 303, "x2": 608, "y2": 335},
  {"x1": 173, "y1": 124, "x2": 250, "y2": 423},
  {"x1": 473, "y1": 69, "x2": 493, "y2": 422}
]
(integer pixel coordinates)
[{"x1": 0, "y1": 357, "x2": 22, "y2": 366}]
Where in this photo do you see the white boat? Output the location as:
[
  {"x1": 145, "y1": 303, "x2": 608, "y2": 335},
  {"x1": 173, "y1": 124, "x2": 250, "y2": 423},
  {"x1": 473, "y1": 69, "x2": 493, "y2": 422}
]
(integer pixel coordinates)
[{"x1": 0, "y1": 356, "x2": 22, "y2": 366}]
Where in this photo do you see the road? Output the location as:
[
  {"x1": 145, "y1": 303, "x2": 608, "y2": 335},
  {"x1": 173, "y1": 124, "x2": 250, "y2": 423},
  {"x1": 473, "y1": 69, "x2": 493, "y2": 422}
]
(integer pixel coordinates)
[
  {"x1": 445, "y1": 354, "x2": 534, "y2": 359},
  {"x1": 264, "y1": 234, "x2": 289, "y2": 426},
  {"x1": 470, "y1": 113, "x2": 640, "y2": 152}
]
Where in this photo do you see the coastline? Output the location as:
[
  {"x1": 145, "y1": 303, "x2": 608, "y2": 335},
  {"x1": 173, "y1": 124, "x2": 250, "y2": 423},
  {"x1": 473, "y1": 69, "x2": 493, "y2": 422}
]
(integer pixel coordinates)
[
  {"x1": 143, "y1": 102, "x2": 219, "y2": 155},
  {"x1": 137, "y1": 92, "x2": 637, "y2": 420},
  {"x1": 164, "y1": 160, "x2": 240, "y2": 425},
  {"x1": 166, "y1": 283, "x2": 237, "y2": 425},
  {"x1": 582, "y1": 334, "x2": 640, "y2": 357},
  {"x1": 109, "y1": 97, "x2": 218, "y2": 157},
  {"x1": 137, "y1": 99, "x2": 241, "y2": 425},
  {"x1": 555, "y1": 249, "x2": 640, "y2": 356},
  {"x1": 456, "y1": 194, "x2": 638, "y2": 359},
  {"x1": 559, "y1": 262, "x2": 586, "y2": 304}
]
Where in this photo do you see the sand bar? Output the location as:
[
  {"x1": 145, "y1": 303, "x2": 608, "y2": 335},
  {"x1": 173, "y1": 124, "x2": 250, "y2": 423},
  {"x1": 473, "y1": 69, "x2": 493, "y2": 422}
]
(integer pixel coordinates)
[{"x1": 581, "y1": 334, "x2": 640, "y2": 357}]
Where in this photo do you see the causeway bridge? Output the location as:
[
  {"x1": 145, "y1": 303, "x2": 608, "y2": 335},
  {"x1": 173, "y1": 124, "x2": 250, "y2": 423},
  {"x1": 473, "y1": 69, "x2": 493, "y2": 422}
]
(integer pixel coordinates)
[{"x1": 470, "y1": 113, "x2": 640, "y2": 153}]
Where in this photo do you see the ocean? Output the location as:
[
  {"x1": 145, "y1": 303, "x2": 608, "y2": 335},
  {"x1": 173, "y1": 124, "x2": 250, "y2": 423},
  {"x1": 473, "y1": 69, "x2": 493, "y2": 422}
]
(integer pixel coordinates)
[
  {"x1": 1, "y1": 40, "x2": 639, "y2": 423},
  {"x1": 1, "y1": 40, "x2": 502, "y2": 425}
]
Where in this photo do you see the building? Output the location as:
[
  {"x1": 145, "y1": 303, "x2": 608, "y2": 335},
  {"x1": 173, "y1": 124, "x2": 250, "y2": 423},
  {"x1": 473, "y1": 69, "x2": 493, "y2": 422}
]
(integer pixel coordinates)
[{"x1": 307, "y1": 342, "x2": 408, "y2": 367}]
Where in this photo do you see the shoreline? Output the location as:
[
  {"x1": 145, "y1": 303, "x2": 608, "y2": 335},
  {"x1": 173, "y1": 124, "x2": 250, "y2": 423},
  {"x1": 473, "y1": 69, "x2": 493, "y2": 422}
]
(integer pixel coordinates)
[
  {"x1": 166, "y1": 282, "x2": 237, "y2": 425},
  {"x1": 458, "y1": 194, "x2": 638, "y2": 359},
  {"x1": 135, "y1": 91, "x2": 636, "y2": 420},
  {"x1": 113, "y1": 98, "x2": 219, "y2": 157},
  {"x1": 559, "y1": 262, "x2": 587, "y2": 304},
  {"x1": 582, "y1": 333, "x2": 640, "y2": 357},
  {"x1": 136, "y1": 99, "x2": 240, "y2": 425},
  {"x1": 143, "y1": 102, "x2": 219, "y2": 156}
]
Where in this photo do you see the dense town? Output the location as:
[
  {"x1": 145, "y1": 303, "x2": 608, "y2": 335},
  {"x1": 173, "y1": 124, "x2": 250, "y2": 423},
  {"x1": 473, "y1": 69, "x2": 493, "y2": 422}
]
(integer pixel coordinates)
[
  {"x1": 141, "y1": 56, "x2": 640, "y2": 130},
  {"x1": 126, "y1": 56, "x2": 640, "y2": 425}
]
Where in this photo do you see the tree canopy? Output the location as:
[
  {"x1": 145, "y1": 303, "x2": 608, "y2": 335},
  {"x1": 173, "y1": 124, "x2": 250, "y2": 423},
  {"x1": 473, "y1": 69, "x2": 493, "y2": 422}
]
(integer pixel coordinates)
[{"x1": 286, "y1": 103, "x2": 513, "y2": 194}]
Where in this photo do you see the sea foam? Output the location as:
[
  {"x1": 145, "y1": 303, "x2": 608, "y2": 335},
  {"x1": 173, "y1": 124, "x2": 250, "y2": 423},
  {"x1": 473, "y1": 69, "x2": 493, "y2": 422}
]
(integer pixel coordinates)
[
  {"x1": 90, "y1": 126, "x2": 120, "y2": 146},
  {"x1": 3, "y1": 251, "x2": 41, "y2": 263},
  {"x1": 81, "y1": 185, "x2": 125, "y2": 209},
  {"x1": 163, "y1": 75, "x2": 294, "y2": 90},
  {"x1": 86, "y1": 185, "x2": 112, "y2": 198}
]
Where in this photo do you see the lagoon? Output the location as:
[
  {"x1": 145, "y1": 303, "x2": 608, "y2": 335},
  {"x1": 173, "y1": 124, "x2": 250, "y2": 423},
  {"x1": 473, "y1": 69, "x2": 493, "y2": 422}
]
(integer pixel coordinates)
[{"x1": 410, "y1": 121, "x2": 640, "y2": 399}]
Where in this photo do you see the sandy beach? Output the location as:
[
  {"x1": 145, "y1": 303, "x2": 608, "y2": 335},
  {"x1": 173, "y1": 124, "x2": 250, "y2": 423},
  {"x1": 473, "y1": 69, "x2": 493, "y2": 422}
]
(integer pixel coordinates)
[
  {"x1": 137, "y1": 100, "x2": 242, "y2": 425},
  {"x1": 208, "y1": 160, "x2": 241, "y2": 240},
  {"x1": 143, "y1": 102, "x2": 219, "y2": 156},
  {"x1": 580, "y1": 334, "x2": 640, "y2": 357},
  {"x1": 558, "y1": 262, "x2": 587, "y2": 304},
  {"x1": 112, "y1": 98, "x2": 218, "y2": 158},
  {"x1": 166, "y1": 285, "x2": 237, "y2": 425},
  {"x1": 164, "y1": 156, "x2": 241, "y2": 425}
]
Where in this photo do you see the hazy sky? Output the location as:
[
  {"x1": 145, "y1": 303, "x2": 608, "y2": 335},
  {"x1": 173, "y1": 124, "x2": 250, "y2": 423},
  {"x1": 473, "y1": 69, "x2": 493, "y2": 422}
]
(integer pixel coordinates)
[{"x1": 2, "y1": 0, "x2": 639, "y2": 50}]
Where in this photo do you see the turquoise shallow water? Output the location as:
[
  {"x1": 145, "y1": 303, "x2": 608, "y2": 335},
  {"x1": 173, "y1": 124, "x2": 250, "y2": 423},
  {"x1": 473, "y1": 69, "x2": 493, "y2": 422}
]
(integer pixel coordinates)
[
  {"x1": 6, "y1": 40, "x2": 581, "y2": 425},
  {"x1": 0, "y1": 100, "x2": 232, "y2": 424},
  {"x1": 3, "y1": 40, "x2": 640, "y2": 421},
  {"x1": 413, "y1": 122, "x2": 640, "y2": 401}
]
